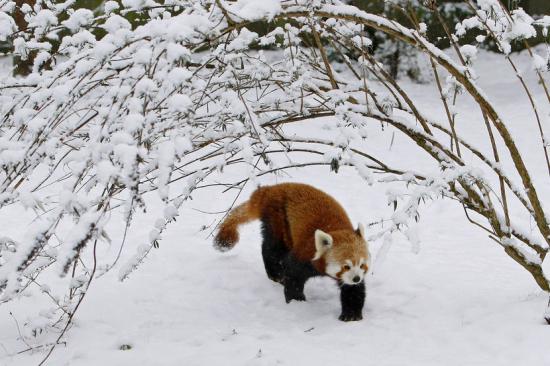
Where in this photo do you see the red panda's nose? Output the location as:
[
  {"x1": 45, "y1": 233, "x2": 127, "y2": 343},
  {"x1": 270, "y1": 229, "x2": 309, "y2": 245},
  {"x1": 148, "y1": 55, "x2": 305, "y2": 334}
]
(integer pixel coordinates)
[{"x1": 353, "y1": 276, "x2": 360, "y2": 283}]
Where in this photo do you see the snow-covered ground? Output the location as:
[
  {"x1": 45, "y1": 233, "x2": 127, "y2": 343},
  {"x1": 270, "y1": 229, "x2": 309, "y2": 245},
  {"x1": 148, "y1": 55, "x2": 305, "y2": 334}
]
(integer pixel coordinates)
[{"x1": 1, "y1": 49, "x2": 550, "y2": 365}]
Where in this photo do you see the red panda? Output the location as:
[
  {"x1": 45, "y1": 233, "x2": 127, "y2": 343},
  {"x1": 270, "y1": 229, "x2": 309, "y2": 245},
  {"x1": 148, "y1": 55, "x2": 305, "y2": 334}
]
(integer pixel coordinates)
[{"x1": 214, "y1": 183, "x2": 370, "y2": 321}]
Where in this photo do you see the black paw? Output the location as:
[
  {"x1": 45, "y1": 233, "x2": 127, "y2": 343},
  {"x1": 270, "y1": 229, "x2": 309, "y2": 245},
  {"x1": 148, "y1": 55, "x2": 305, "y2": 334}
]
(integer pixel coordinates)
[
  {"x1": 285, "y1": 293, "x2": 306, "y2": 303},
  {"x1": 338, "y1": 312, "x2": 363, "y2": 322}
]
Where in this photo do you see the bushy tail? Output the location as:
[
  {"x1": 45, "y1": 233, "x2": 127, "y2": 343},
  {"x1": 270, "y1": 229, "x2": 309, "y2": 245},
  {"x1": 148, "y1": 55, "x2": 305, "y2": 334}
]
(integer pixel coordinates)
[{"x1": 214, "y1": 200, "x2": 260, "y2": 251}]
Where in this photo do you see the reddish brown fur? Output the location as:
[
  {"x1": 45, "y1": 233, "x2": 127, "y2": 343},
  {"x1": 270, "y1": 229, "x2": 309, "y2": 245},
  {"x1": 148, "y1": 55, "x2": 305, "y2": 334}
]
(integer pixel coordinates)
[
  {"x1": 214, "y1": 183, "x2": 364, "y2": 275},
  {"x1": 214, "y1": 202, "x2": 258, "y2": 250}
]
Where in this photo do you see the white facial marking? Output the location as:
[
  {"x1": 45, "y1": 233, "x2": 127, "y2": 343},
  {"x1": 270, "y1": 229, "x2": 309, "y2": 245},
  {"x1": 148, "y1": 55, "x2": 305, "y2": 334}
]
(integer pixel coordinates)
[
  {"x1": 341, "y1": 261, "x2": 366, "y2": 285},
  {"x1": 326, "y1": 262, "x2": 340, "y2": 277}
]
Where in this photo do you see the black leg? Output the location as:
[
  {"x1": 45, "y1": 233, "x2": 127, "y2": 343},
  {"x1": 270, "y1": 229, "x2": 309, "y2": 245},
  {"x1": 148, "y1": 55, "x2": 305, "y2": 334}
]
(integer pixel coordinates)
[
  {"x1": 282, "y1": 254, "x2": 319, "y2": 303},
  {"x1": 284, "y1": 276, "x2": 307, "y2": 302},
  {"x1": 260, "y1": 220, "x2": 287, "y2": 284},
  {"x1": 338, "y1": 282, "x2": 366, "y2": 321}
]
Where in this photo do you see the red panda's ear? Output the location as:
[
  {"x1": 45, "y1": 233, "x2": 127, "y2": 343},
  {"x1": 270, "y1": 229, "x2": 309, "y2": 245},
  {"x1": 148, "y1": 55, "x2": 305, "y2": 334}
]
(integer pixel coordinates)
[
  {"x1": 356, "y1": 223, "x2": 366, "y2": 239},
  {"x1": 313, "y1": 230, "x2": 333, "y2": 260}
]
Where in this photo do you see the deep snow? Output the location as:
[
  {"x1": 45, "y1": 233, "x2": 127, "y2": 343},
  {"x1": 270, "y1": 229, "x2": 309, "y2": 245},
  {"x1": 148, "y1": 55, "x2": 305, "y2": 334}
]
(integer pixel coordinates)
[{"x1": 1, "y1": 48, "x2": 550, "y2": 365}]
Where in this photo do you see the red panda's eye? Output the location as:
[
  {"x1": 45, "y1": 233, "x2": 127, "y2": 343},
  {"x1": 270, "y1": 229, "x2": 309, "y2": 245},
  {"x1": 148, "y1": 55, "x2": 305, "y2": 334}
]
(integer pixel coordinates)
[{"x1": 343, "y1": 265, "x2": 351, "y2": 271}]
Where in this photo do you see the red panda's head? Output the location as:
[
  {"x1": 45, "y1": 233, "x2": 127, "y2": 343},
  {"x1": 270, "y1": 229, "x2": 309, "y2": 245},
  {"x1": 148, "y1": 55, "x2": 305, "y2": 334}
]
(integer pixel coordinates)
[{"x1": 313, "y1": 224, "x2": 370, "y2": 285}]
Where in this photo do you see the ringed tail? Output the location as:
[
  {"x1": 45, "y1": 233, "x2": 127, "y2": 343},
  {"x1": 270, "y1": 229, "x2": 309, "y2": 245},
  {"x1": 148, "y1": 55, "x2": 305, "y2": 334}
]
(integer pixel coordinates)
[{"x1": 214, "y1": 199, "x2": 261, "y2": 251}]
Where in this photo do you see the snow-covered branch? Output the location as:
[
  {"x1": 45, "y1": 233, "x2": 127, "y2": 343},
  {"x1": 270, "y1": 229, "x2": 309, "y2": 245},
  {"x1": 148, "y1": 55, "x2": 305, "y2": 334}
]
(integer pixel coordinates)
[{"x1": 1, "y1": 0, "x2": 550, "y2": 359}]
